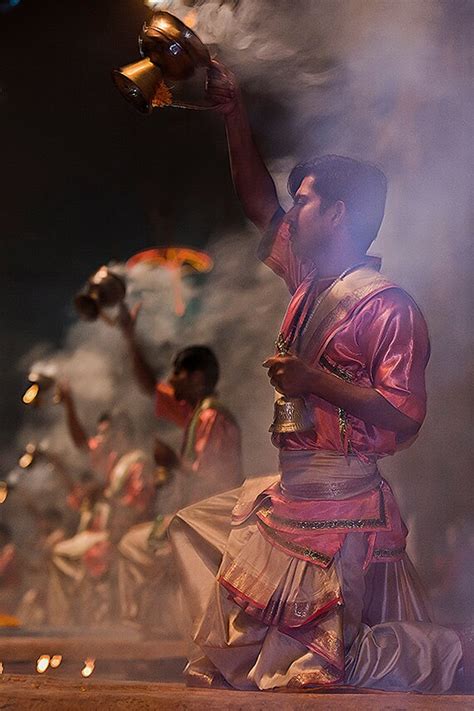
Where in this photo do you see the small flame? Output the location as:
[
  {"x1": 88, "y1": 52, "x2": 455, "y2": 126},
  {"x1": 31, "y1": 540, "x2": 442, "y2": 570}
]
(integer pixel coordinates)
[
  {"x1": 151, "y1": 81, "x2": 173, "y2": 109},
  {"x1": 36, "y1": 655, "x2": 50, "y2": 673},
  {"x1": 0, "y1": 482, "x2": 7, "y2": 504},
  {"x1": 22, "y1": 383, "x2": 39, "y2": 405},
  {"x1": 19, "y1": 453, "x2": 33, "y2": 469},
  {"x1": 0, "y1": 662, "x2": 3, "y2": 674},
  {"x1": 50, "y1": 655, "x2": 62, "y2": 669},
  {"x1": 19, "y1": 443, "x2": 36, "y2": 469},
  {"x1": 81, "y1": 658, "x2": 95, "y2": 678}
]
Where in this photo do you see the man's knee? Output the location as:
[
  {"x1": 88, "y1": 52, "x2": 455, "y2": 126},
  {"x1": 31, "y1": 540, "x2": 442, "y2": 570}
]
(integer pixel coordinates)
[
  {"x1": 168, "y1": 500, "x2": 206, "y2": 547},
  {"x1": 168, "y1": 509, "x2": 187, "y2": 544}
]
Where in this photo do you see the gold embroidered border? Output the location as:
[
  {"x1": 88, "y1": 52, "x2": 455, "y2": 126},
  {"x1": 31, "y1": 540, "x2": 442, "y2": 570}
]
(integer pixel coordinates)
[
  {"x1": 257, "y1": 486, "x2": 387, "y2": 531},
  {"x1": 306, "y1": 277, "x2": 394, "y2": 361},
  {"x1": 320, "y1": 354, "x2": 353, "y2": 450},
  {"x1": 257, "y1": 520, "x2": 332, "y2": 565},
  {"x1": 287, "y1": 664, "x2": 342, "y2": 688},
  {"x1": 317, "y1": 629, "x2": 344, "y2": 660},
  {"x1": 373, "y1": 545, "x2": 405, "y2": 558}
]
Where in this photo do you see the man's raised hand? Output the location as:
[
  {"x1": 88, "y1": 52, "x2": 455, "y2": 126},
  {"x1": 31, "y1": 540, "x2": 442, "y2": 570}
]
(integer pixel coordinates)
[
  {"x1": 206, "y1": 59, "x2": 240, "y2": 115},
  {"x1": 117, "y1": 302, "x2": 142, "y2": 340}
]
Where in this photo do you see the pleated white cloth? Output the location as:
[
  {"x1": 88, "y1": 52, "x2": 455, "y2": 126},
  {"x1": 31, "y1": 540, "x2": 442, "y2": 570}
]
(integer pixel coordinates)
[{"x1": 169, "y1": 477, "x2": 462, "y2": 692}]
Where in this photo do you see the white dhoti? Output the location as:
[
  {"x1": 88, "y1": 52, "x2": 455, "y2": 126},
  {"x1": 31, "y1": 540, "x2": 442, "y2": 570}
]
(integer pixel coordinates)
[
  {"x1": 48, "y1": 531, "x2": 108, "y2": 626},
  {"x1": 116, "y1": 519, "x2": 175, "y2": 626},
  {"x1": 169, "y1": 475, "x2": 462, "y2": 692}
]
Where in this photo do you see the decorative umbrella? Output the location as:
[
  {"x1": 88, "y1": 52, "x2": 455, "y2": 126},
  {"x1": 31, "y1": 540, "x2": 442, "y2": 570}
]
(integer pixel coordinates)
[{"x1": 126, "y1": 247, "x2": 213, "y2": 316}]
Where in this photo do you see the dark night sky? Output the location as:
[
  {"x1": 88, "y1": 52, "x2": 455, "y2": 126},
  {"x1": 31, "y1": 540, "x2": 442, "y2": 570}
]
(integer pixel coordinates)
[{"x1": 0, "y1": 0, "x2": 255, "y2": 455}]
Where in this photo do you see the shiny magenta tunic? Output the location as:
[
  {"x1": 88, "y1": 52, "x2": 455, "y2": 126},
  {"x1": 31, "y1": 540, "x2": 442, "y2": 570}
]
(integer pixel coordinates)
[
  {"x1": 264, "y1": 218, "x2": 430, "y2": 460},
  {"x1": 155, "y1": 383, "x2": 242, "y2": 499}
]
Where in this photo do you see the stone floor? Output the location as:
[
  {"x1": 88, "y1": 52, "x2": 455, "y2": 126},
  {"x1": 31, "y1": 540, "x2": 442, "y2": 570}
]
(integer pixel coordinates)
[
  {"x1": 0, "y1": 629, "x2": 472, "y2": 709},
  {"x1": 0, "y1": 676, "x2": 473, "y2": 710}
]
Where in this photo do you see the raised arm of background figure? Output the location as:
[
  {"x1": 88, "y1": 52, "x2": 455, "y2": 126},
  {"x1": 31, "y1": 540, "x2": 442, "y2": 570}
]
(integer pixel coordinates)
[
  {"x1": 56, "y1": 382, "x2": 89, "y2": 450},
  {"x1": 117, "y1": 302, "x2": 156, "y2": 396},
  {"x1": 207, "y1": 60, "x2": 281, "y2": 235}
]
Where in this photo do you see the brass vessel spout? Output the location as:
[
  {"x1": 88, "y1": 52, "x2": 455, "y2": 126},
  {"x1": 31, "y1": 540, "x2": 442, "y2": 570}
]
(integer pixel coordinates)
[{"x1": 112, "y1": 11, "x2": 214, "y2": 113}]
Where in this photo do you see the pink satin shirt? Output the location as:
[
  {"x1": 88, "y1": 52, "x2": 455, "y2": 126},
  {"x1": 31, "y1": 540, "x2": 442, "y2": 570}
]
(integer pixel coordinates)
[
  {"x1": 155, "y1": 383, "x2": 242, "y2": 496},
  {"x1": 262, "y1": 214, "x2": 430, "y2": 461}
]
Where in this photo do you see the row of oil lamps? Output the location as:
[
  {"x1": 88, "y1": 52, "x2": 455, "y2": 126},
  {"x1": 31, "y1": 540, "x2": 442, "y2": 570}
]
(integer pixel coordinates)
[{"x1": 0, "y1": 655, "x2": 95, "y2": 677}]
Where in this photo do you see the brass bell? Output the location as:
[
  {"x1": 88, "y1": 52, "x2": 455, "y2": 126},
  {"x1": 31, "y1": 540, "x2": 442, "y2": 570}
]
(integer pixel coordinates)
[
  {"x1": 74, "y1": 266, "x2": 126, "y2": 322},
  {"x1": 22, "y1": 372, "x2": 58, "y2": 407},
  {"x1": 270, "y1": 394, "x2": 314, "y2": 434},
  {"x1": 269, "y1": 333, "x2": 314, "y2": 434},
  {"x1": 112, "y1": 11, "x2": 213, "y2": 113}
]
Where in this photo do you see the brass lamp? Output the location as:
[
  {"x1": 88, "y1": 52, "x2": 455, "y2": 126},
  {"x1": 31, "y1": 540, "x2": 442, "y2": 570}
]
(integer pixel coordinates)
[
  {"x1": 18, "y1": 442, "x2": 40, "y2": 469},
  {"x1": 22, "y1": 372, "x2": 59, "y2": 407},
  {"x1": 112, "y1": 11, "x2": 213, "y2": 113},
  {"x1": 74, "y1": 266, "x2": 126, "y2": 322}
]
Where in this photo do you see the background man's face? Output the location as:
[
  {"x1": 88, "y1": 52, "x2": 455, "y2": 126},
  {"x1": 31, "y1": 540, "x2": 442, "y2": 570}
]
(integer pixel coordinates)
[
  {"x1": 286, "y1": 175, "x2": 333, "y2": 261},
  {"x1": 169, "y1": 367, "x2": 194, "y2": 402}
]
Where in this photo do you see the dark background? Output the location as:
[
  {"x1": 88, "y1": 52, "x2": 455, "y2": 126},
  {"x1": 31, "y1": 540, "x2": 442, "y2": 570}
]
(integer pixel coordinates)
[{"x1": 0, "y1": 0, "x2": 253, "y2": 455}]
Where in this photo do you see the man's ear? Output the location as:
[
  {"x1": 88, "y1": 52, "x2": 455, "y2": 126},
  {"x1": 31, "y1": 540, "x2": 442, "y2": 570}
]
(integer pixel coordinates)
[{"x1": 330, "y1": 200, "x2": 347, "y2": 228}]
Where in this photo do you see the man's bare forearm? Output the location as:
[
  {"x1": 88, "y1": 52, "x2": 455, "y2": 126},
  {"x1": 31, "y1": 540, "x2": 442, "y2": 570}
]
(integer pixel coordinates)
[
  {"x1": 62, "y1": 397, "x2": 89, "y2": 450},
  {"x1": 124, "y1": 335, "x2": 157, "y2": 396},
  {"x1": 306, "y1": 369, "x2": 419, "y2": 435},
  {"x1": 224, "y1": 100, "x2": 281, "y2": 233}
]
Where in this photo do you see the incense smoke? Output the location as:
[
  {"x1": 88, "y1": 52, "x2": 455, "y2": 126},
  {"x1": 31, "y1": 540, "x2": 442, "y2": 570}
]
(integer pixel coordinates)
[{"x1": 5, "y1": 0, "x2": 472, "y2": 623}]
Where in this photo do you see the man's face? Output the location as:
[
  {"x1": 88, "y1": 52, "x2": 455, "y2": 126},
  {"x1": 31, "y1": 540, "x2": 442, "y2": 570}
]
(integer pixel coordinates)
[
  {"x1": 286, "y1": 175, "x2": 333, "y2": 261},
  {"x1": 169, "y1": 367, "x2": 194, "y2": 403}
]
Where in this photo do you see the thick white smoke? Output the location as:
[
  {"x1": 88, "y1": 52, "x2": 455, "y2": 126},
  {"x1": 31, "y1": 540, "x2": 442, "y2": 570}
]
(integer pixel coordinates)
[
  {"x1": 6, "y1": 0, "x2": 472, "y2": 622},
  {"x1": 140, "y1": 0, "x2": 473, "y2": 607},
  {"x1": 10, "y1": 240, "x2": 286, "y2": 522}
]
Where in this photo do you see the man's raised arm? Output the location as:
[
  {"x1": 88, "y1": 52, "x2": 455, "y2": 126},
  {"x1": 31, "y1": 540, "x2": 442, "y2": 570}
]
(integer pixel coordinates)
[
  {"x1": 207, "y1": 61, "x2": 281, "y2": 235},
  {"x1": 57, "y1": 382, "x2": 89, "y2": 450},
  {"x1": 117, "y1": 303, "x2": 157, "y2": 397}
]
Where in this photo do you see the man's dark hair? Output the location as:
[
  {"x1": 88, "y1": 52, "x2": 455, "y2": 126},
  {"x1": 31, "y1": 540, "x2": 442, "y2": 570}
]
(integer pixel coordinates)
[
  {"x1": 288, "y1": 155, "x2": 388, "y2": 250},
  {"x1": 174, "y1": 346, "x2": 219, "y2": 393}
]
